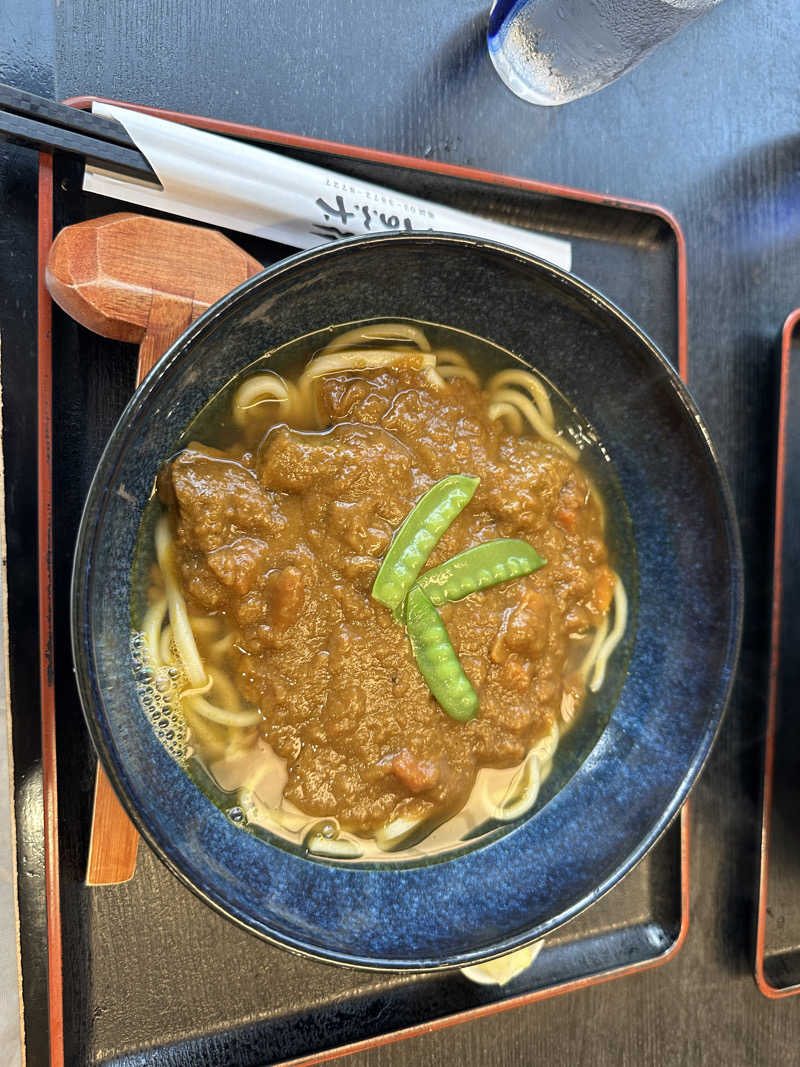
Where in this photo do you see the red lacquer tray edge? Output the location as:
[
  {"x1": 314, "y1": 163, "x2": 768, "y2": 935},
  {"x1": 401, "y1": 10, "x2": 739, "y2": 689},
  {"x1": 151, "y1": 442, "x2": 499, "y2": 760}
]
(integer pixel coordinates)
[
  {"x1": 36, "y1": 97, "x2": 691, "y2": 1066},
  {"x1": 37, "y1": 149, "x2": 65, "y2": 1067},
  {"x1": 754, "y1": 307, "x2": 800, "y2": 999}
]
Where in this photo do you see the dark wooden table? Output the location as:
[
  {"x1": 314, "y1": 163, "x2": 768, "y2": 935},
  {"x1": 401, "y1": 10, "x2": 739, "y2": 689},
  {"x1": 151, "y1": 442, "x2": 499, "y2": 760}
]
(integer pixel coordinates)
[{"x1": 2, "y1": 0, "x2": 799, "y2": 1063}]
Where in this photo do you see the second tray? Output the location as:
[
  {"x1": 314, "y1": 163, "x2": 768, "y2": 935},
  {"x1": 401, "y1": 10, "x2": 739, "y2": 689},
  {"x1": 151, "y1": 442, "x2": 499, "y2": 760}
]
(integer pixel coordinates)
[{"x1": 756, "y1": 308, "x2": 800, "y2": 997}]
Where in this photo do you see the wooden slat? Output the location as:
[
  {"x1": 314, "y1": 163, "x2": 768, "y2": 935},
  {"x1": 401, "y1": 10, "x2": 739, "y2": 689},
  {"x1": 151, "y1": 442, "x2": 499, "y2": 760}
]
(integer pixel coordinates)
[{"x1": 85, "y1": 772, "x2": 140, "y2": 885}]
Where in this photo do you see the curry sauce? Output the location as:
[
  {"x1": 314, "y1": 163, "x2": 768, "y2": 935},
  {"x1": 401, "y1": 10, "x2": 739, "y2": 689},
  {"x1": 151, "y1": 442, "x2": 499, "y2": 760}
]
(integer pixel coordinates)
[{"x1": 160, "y1": 365, "x2": 613, "y2": 836}]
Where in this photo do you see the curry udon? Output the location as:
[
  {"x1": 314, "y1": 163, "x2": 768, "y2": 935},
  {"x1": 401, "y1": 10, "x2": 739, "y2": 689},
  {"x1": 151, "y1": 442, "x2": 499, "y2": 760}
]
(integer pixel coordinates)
[{"x1": 130, "y1": 319, "x2": 628, "y2": 862}]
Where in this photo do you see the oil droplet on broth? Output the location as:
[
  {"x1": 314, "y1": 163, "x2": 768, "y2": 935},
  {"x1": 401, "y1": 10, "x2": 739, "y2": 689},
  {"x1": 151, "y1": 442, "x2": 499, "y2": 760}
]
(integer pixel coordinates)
[{"x1": 129, "y1": 632, "x2": 188, "y2": 764}]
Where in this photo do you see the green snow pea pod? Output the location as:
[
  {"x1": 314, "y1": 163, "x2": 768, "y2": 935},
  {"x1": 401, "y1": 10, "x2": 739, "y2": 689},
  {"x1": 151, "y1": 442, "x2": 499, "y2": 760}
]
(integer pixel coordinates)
[
  {"x1": 417, "y1": 539, "x2": 545, "y2": 606},
  {"x1": 405, "y1": 585, "x2": 478, "y2": 722},
  {"x1": 372, "y1": 474, "x2": 480, "y2": 615}
]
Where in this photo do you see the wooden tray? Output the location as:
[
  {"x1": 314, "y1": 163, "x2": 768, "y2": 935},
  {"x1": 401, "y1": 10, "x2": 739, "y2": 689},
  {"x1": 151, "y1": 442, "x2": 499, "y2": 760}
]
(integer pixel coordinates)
[{"x1": 20, "y1": 99, "x2": 689, "y2": 1065}]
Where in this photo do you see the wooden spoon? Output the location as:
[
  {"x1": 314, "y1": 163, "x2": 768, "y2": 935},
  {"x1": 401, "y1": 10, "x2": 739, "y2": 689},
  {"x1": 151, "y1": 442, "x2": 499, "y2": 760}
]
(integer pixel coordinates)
[{"x1": 46, "y1": 212, "x2": 262, "y2": 884}]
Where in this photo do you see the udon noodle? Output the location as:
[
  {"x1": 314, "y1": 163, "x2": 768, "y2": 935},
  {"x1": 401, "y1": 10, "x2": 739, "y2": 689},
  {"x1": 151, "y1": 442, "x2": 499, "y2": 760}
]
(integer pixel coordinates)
[{"x1": 131, "y1": 320, "x2": 628, "y2": 861}]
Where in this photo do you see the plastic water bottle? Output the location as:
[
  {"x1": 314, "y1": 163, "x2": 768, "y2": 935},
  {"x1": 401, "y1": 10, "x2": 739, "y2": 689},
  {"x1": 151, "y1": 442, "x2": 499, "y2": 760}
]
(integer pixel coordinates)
[{"x1": 488, "y1": 0, "x2": 723, "y2": 106}]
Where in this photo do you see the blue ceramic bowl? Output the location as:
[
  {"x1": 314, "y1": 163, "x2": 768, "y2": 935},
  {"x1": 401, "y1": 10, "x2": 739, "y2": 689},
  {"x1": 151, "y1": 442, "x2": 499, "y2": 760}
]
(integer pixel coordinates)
[{"x1": 72, "y1": 233, "x2": 742, "y2": 970}]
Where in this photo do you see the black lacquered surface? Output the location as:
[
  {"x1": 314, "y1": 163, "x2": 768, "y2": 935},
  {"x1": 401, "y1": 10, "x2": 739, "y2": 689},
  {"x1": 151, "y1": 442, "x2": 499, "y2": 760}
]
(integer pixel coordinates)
[{"x1": 3, "y1": 0, "x2": 800, "y2": 1063}]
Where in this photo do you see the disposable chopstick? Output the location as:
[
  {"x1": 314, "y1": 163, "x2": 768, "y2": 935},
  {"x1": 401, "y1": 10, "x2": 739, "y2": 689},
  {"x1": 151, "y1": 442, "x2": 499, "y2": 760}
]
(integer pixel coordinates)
[
  {"x1": 0, "y1": 83, "x2": 139, "y2": 148},
  {"x1": 0, "y1": 84, "x2": 158, "y2": 184}
]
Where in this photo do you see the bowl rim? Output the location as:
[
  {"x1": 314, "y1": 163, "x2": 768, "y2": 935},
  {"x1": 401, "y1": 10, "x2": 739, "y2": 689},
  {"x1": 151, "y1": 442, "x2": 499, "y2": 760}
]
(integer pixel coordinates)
[{"x1": 71, "y1": 231, "x2": 744, "y2": 969}]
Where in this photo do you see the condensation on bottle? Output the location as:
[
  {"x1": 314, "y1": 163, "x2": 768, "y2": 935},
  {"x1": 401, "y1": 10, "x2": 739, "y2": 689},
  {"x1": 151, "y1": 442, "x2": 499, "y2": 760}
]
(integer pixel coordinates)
[{"x1": 488, "y1": 0, "x2": 723, "y2": 106}]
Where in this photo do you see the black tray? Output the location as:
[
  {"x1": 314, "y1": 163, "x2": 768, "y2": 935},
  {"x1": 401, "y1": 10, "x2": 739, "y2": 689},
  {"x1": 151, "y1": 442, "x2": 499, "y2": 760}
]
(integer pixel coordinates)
[
  {"x1": 756, "y1": 308, "x2": 800, "y2": 997},
  {"x1": 19, "y1": 102, "x2": 689, "y2": 1066}
]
